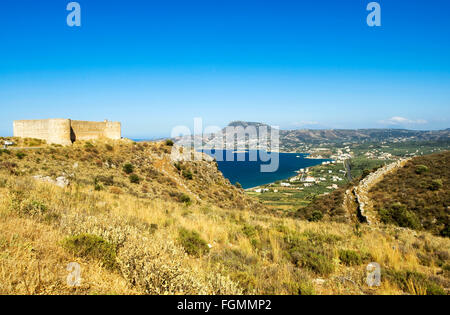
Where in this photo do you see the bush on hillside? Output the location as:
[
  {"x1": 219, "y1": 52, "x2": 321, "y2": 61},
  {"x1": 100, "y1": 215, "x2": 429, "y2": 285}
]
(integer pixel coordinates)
[
  {"x1": 62, "y1": 234, "x2": 118, "y2": 270},
  {"x1": 429, "y1": 179, "x2": 443, "y2": 191},
  {"x1": 129, "y1": 174, "x2": 140, "y2": 184},
  {"x1": 415, "y1": 165, "x2": 429, "y2": 174},
  {"x1": 182, "y1": 170, "x2": 193, "y2": 180},
  {"x1": 440, "y1": 225, "x2": 450, "y2": 238},
  {"x1": 165, "y1": 139, "x2": 174, "y2": 147},
  {"x1": 178, "y1": 228, "x2": 210, "y2": 257},
  {"x1": 308, "y1": 210, "x2": 323, "y2": 222},
  {"x1": 15, "y1": 152, "x2": 26, "y2": 160},
  {"x1": 362, "y1": 169, "x2": 371, "y2": 179},
  {"x1": 180, "y1": 194, "x2": 191, "y2": 205},
  {"x1": 284, "y1": 232, "x2": 335, "y2": 276},
  {"x1": 105, "y1": 144, "x2": 114, "y2": 151},
  {"x1": 242, "y1": 224, "x2": 258, "y2": 238},
  {"x1": 385, "y1": 269, "x2": 446, "y2": 295},
  {"x1": 338, "y1": 249, "x2": 367, "y2": 266},
  {"x1": 95, "y1": 175, "x2": 114, "y2": 186},
  {"x1": 379, "y1": 203, "x2": 421, "y2": 230},
  {"x1": 123, "y1": 163, "x2": 134, "y2": 174},
  {"x1": 296, "y1": 188, "x2": 347, "y2": 222}
]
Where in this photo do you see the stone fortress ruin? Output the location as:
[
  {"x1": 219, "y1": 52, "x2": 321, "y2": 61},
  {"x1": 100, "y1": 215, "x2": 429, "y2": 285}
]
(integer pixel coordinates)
[{"x1": 13, "y1": 119, "x2": 121, "y2": 146}]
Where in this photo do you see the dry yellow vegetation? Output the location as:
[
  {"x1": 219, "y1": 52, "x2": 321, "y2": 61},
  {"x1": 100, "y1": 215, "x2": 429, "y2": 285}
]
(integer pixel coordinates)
[{"x1": 0, "y1": 139, "x2": 448, "y2": 295}]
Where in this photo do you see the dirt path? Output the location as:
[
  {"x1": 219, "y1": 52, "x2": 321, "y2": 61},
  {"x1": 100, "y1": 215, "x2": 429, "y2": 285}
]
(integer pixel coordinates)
[{"x1": 344, "y1": 158, "x2": 412, "y2": 225}]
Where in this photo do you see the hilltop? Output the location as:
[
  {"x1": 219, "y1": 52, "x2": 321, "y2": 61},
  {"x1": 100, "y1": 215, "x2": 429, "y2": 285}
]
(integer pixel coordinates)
[{"x1": 0, "y1": 138, "x2": 448, "y2": 295}]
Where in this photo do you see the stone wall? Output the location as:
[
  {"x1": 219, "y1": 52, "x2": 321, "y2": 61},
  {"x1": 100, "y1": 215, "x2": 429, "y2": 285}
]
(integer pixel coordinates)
[
  {"x1": 70, "y1": 120, "x2": 121, "y2": 142},
  {"x1": 353, "y1": 158, "x2": 412, "y2": 225},
  {"x1": 13, "y1": 119, "x2": 121, "y2": 145}
]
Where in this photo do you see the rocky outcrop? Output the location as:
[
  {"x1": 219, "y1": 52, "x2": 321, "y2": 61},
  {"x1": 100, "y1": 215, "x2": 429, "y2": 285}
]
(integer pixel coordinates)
[
  {"x1": 170, "y1": 146, "x2": 214, "y2": 163},
  {"x1": 33, "y1": 175, "x2": 70, "y2": 188}
]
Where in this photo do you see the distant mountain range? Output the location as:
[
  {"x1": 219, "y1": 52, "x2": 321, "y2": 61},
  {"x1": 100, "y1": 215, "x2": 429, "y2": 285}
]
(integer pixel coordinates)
[{"x1": 174, "y1": 121, "x2": 450, "y2": 152}]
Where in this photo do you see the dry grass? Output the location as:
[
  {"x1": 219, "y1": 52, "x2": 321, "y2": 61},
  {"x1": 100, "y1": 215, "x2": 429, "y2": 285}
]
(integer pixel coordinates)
[{"x1": 0, "y1": 140, "x2": 448, "y2": 295}]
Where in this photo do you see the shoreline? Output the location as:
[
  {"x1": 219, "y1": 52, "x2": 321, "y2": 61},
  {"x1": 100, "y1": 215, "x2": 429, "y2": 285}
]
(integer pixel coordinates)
[{"x1": 244, "y1": 158, "x2": 334, "y2": 191}]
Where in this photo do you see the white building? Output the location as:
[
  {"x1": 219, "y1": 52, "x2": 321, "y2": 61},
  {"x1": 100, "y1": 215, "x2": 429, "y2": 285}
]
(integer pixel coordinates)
[{"x1": 304, "y1": 176, "x2": 316, "y2": 183}]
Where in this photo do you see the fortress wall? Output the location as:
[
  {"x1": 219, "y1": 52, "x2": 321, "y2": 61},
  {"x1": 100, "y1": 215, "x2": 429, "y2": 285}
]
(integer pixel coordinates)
[
  {"x1": 104, "y1": 121, "x2": 121, "y2": 140},
  {"x1": 70, "y1": 120, "x2": 108, "y2": 141},
  {"x1": 13, "y1": 119, "x2": 121, "y2": 145},
  {"x1": 13, "y1": 119, "x2": 50, "y2": 142},
  {"x1": 70, "y1": 120, "x2": 121, "y2": 141},
  {"x1": 13, "y1": 119, "x2": 72, "y2": 146},
  {"x1": 47, "y1": 119, "x2": 72, "y2": 146}
]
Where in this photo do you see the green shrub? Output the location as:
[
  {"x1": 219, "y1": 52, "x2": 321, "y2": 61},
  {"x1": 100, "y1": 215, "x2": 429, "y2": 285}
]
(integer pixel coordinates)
[
  {"x1": 231, "y1": 272, "x2": 257, "y2": 294},
  {"x1": 15, "y1": 152, "x2": 26, "y2": 160},
  {"x1": 129, "y1": 174, "x2": 140, "y2": 184},
  {"x1": 62, "y1": 234, "x2": 118, "y2": 270},
  {"x1": 379, "y1": 203, "x2": 421, "y2": 230},
  {"x1": 338, "y1": 250, "x2": 363, "y2": 266},
  {"x1": 415, "y1": 165, "x2": 429, "y2": 175},
  {"x1": 165, "y1": 139, "x2": 174, "y2": 146},
  {"x1": 293, "y1": 249, "x2": 334, "y2": 276},
  {"x1": 308, "y1": 210, "x2": 323, "y2": 222},
  {"x1": 298, "y1": 280, "x2": 315, "y2": 295},
  {"x1": 149, "y1": 223, "x2": 158, "y2": 234},
  {"x1": 442, "y1": 264, "x2": 450, "y2": 273},
  {"x1": 174, "y1": 162, "x2": 183, "y2": 171},
  {"x1": 302, "y1": 230, "x2": 342, "y2": 245},
  {"x1": 284, "y1": 233, "x2": 335, "y2": 276},
  {"x1": 234, "y1": 182, "x2": 243, "y2": 189},
  {"x1": 440, "y1": 225, "x2": 449, "y2": 238},
  {"x1": 123, "y1": 163, "x2": 134, "y2": 174},
  {"x1": 385, "y1": 269, "x2": 446, "y2": 295},
  {"x1": 428, "y1": 179, "x2": 443, "y2": 191},
  {"x1": 283, "y1": 279, "x2": 315, "y2": 295},
  {"x1": 105, "y1": 144, "x2": 113, "y2": 151},
  {"x1": 362, "y1": 169, "x2": 371, "y2": 179},
  {"x1": 14, "y1": 199, "x2": 59, "y2": 223},
  {"x1": 180, "y1": 194, "x2": 191, "y2": 205},
  {"x1": 178, "y1": 228, "x2": 210, "y2": 257},
  {"x1": 95, "y1": 175, "x2": 114, "y2": 186},
  {"x1": 22, "y1": 200, "x2": 48, "y2": 216},
  {"x1": 182, "y1": 170, "x2": 193, "y2": 180},
  {"x1": 242, "y1": 224, "x2": 258, "y2": 238}
]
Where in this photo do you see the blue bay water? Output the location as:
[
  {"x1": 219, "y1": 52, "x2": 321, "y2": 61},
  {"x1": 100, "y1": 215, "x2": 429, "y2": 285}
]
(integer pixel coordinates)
[{"x1": 202, "y1": 150, "x2": 329, "y2": 189}]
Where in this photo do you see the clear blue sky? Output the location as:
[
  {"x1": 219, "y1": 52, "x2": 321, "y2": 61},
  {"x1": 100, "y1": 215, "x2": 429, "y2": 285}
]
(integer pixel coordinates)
[{"x1": 0, "y1": 0, "x2": 449, "y2": 138}]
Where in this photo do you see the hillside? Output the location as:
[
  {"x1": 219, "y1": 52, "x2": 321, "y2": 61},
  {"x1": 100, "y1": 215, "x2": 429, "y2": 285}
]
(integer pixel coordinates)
[
  {"x1": 369, "y1": 151, "x2": 450, "y2": 237},
  {"x1": 0, "y1": 139, "x2": 449, "y2": 295},
  {"x1": 279, "y1": 128, "x2": 450, "y2": 145},
  {"x1": 174, "y1": 121, "x2": 450, "y2": 152},
  {"x1": 0, "y1": 138, "x2": 259, "y2": 211},
  {"x1": 224, "y1": 122, "x2": 450, "y2": 144}
]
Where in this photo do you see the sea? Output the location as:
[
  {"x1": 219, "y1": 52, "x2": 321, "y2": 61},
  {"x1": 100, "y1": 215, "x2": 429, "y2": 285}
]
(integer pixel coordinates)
[{"x1": 202, "y1": 150, "x2": 329, "y2": 189}]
